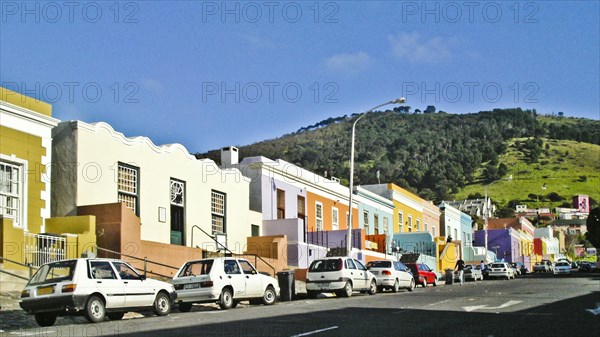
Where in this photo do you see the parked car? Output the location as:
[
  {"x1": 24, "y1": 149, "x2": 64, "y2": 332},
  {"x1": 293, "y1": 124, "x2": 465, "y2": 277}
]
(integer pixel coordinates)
[
  {"x1": 366, "y1": 260, "x2": 415, "y2": 292},
  {"x1": 457, "y1": 265, "x2": 483, "y2": 282},
  {"x1": 543, "y1": 260, "x2": 555, "y2": 272},
  {"x1": 306, "y1": 257, "x2": 377, "y2": 298},
  {"x1": 533, "y1": 262, "x2": 550, "y2": 273},
  {"x1": 578, "y1": 261, "x2": 593, "y2": 272},
  {"x1": 405, "y1": 263, "x2": 438, "y2": 287},
  {"x1": 488, "y1": 262, "x2": 516, "y2": 280},
  {"x1": 172, "y1": 258, "x2": 279, "y2": 311},
  {"x1": 20, "y1": 258, "x2": 176, "y2": 327},
  {"x1": 553, "y1": 261, "x2": 571, "y2": 276},
  {"x1": 511, "y1": 262, "x2": 528, "y2": 275}
]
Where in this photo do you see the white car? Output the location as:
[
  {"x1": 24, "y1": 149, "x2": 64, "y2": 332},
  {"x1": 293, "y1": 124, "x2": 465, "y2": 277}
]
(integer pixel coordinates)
[
  {"x1": 366, "y1": 260, "x2": 415, "y2": 292},
  {"x1": 306, "y1": 257, "x2": 377, "y2": 298},
  {"x1": 172, "y1": 258, "x2": 279, "y2": 311},
  {"x1": 20, "y1": 258, "x2": 176, "y2": 327},
  {"x1": 554, "y1": 261, "x2": 571, "y2": 275},
  {"x1": 488, "y1": 262, "x2": 516, "y2": 280}
]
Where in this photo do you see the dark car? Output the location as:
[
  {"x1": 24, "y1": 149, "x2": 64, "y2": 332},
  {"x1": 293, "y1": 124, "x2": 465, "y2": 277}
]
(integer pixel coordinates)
[
  {"x1": 405, "y1": 263, "x2": 438, "y2": 287},
  {"x1": 481, "y1": 265, "x2": 492, "y2": 280},
  {"x1": 578, "y1": 262, "x2": 593, "y2": 272},
  {"x1": 511, "y1": 262, "x2": 528, "y2": 275}
]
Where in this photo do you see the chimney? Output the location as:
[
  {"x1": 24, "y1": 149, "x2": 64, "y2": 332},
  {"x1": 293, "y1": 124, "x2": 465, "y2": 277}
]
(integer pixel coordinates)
[{"x1": 221, "y1": 146, "x2": 239, "y2": 167}]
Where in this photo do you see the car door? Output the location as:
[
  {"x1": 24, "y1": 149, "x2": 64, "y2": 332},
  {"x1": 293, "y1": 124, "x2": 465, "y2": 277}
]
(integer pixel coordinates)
[
  {"x1": 351, "y1": 259, "x2": 369, "y2": 290},
  {"x1": 238, "y1": 260, "x2": 263, "y2": 298},
  {"x1": 89, "y1": 260, "x2": 126, "y2": 309},
  {"x1": 223, "y1": 259, "x2": 247, "y2": 298},
  {"x1": 112, "y1": 261, "x2": 155, "y2": 307},
  {"x1": 394, "y1": 262, "x2": 410, "y2": 287}
]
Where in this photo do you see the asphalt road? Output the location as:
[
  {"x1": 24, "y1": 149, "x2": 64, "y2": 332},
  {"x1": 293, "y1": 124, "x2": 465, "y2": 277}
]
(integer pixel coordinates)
[{"x1": 3, "y1": 272, "x2": 599, "y2": 337}]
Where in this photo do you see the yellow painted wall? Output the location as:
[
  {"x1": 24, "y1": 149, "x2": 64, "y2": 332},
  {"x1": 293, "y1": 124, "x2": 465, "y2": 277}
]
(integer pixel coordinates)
[
  {"x1": 438, "y1": 241, "x2": 460, "y2": 271},
  {"x1": 46, "y1": 216, "x2": 97, "y2": 259},
  {"x1": 1, "y1": 87, "x2": 52, "y2": 116},
  {"x1": 0, "y1": 217, "x2": 26, "y2": 269},
  {"x1": 0, "y1": 126, "x2": 46, "y2": 234},
  {"x1": 388, "y1": 184, "x2": 424, "y2": 233}
]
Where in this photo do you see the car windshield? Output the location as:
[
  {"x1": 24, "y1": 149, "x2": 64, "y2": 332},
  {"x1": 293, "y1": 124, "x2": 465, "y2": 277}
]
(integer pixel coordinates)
[
  {"x1": 556, "y1": 262, "x2": 569, "y2": 266},
  {"x1": 28, "y1": 260, "x2": 77, "y2": 286},
  {"x1": 367, "y1": 261, "x2": 391, "y2": 268},
  {"x1": 491, "y1": 263, "x2": 505, "y2": 268},
  {"x1": 309, "y1": 259, "x2": 341, "y2": 272},
  {"x1": 178, "y1": 260, "x2": 214, "y2": 277}
]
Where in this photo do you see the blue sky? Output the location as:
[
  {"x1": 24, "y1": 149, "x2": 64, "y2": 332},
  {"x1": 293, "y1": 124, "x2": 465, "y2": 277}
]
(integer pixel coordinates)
[{"x1": 2, "y1": 1, "x2": 599, "y2": 152}]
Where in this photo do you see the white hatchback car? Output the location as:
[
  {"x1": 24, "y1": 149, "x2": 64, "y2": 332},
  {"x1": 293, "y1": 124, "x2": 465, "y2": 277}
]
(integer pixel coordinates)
[
  {"x1": 306, "y1": 257, "x2": 377, "y2": 298},
  {"x1": 20, "y1": 258, "x2": 176, "y2": 327},
  {"x1": 553, "y1": 261, "x2": 571, "y2": 275},
  {"x1": 172, "y1": 258, "x2": 279, "y2": 311},
  {"x1": 366, "y1": 260, "x2": 415, "y2": 292},
  {"x1": 488, "y1": 262, "x2": 516, "y2": 280}
]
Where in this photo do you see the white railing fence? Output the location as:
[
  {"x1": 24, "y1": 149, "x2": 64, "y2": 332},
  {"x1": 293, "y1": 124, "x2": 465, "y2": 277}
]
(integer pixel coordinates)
[{"x1": 24, "y1": 233, "x2": 66, "y2": 267}]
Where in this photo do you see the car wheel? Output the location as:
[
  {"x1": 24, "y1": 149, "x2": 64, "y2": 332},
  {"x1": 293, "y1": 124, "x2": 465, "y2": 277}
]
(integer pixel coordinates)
[
  {"x1": 433, "y1": 278, "x2": 438, "y2": 287},
  {"x1": 392, "y1": 279, "x2": 400, "y2": 293},
  {"x1": 231, "y1": 300, "x2": 240, "y2": 308},
  {"x1": 154, "y1": 292, "x2": 171, "y2": 316},
  {"x1": 307, "y1": 290, "x2": 318, "y2": 299},
  {"x1": 341, "y1": 281, "x2": 353, "y2": 297},
  {"x1": 408, "y1": 279, "x2": 415, "y2": 292},
  {"x1": 262, "y1": 286, "x2": 277, "y2": 305},
  {"x1": 178, "y1": 302, "x2": 192, "y2": 312},
  {"x1": 85, "y1": 295, "x2": 106, "y2": 323},
  {"x1": 34, "y1": 313, "x2": 57, "y2": 327},
  {"x1": 422, "y1": 279, "x2": 427, "y2": 287},
  {"x1": 219, "y1": 288, "x2": 234, "y2": 310},
  {"x1": 368, "y1": 280, "x2": 377, "y2": 295},
  {"x1": 107, "y1": 312, "x2": 125, "y2": 320}
]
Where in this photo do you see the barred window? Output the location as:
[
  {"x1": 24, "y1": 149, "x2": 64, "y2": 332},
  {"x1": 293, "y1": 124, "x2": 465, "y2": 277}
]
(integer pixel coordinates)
[
  {"x1": 118, "y1": 163, "x2": 139, "y2": 215},
  {"x1": 0, "y1": 161, "x2": 23, "y2": 227},
  {"x1": 211, "y1": 191, "x2": 226, "y2": 234}
]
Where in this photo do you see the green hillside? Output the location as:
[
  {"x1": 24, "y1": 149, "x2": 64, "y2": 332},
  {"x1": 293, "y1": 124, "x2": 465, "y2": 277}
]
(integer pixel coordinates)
[
  {"x1": 456, "y1": 138, "x2": 600, "y2": 208},
  {"x1": 199, "y1": 108, "x2": 600, "y2": 207}
]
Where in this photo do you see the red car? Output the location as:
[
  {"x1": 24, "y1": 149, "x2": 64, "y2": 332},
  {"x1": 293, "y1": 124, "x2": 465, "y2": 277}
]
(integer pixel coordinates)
[{"x1": 405, "y1": 263, "x2": 438, "y2": 287}]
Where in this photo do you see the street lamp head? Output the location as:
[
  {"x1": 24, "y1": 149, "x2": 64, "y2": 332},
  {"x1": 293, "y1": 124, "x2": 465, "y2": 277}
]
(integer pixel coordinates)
[{"x1": 391, "y1": 97, "x2": 406, "y2": 104}]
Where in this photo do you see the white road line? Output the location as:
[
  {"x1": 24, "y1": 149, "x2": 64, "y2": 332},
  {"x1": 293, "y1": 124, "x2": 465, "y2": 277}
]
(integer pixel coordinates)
[
  {"x1": 427, "y1": 299, "x2": 452, "y2": 307},
  {"x1": 290, "y1": 326, "x2": 339, "y2": 337}
]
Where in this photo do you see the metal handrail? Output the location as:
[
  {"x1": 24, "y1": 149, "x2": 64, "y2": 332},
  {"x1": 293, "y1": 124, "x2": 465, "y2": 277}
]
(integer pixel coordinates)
[
  {"x1": 192, "y1": 225, "x2": 277, "y2": 277},
  {"x1": 93, "y1": 246, "x2": 178, "y2": 279},
  {"x1": 0, "y1": 255, "x2": 37, "y2": 280}
]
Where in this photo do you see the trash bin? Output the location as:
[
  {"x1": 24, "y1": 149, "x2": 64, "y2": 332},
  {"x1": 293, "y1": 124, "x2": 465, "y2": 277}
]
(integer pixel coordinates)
[
  {"x1": 277, "y1": 270, "x2": 296, "y2": 301},
  {"x1": 445, "y1": 269, "x2": 455, "y2": 285}
]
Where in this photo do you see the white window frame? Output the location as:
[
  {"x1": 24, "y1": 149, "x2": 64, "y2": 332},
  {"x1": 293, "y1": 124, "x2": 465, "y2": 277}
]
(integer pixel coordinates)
[
  {"x1": 0, "y1": 156, "x2": 27, "y2": 229},
  {"x1": 118, "y1": 163, "x2": 139, "y2": 215},
  {"x1": 332, "y1": 207, "x2": 339, "y2": 230},
  {"x1": 383, "y1": 217, "x2": 389, "y2": 235},
  {"x1": 416, "y1": 218, "x2": 421, "y2": 231},
  {"x1": 211, "y1": 190, "x2": 226, "y2": 234},
  {"x1": 398, "y1": 211, "x2": 404, "y2": 232},
  {"x1": 432, "y1": 226, "x2": 436, "y2": 236},
  {"x1": 315, "y1": 202, "x2": 323, "y2": 231},
  {"x1": 407, "y1": 215, "x2": 413, "y2": 232},
  {"x1": 363, "y1": 210, "x2": 370, "y2": 234}
]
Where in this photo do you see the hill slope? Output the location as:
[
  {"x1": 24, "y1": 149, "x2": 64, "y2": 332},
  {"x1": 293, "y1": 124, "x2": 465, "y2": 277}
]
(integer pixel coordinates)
[{"x1": 199, "y1": 109, "x2": 600, "y2": 206}]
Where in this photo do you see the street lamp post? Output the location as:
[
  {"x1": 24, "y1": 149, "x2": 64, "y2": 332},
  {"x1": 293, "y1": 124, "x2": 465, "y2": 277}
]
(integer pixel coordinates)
[{"x1": 347, "y1": 98, "x2": 406, "y2": 257}]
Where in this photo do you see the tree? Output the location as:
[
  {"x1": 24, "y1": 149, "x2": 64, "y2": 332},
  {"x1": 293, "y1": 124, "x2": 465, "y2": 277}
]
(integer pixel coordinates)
[
  {"x1": 495, "y1": 207, "x2": 515, "y2": 218},
  {"x1": 424, "y1": 105, "x2": 436, "y2": 114},
  {"x1": 585, "y1": 207, "x2": 600, "y2": 248},
  {"x1": 546, "y1": 192, "x2": 563, "y2": 202},
  {"x1": 497, "y1": 163, "x2": 508, "y2": 177}
]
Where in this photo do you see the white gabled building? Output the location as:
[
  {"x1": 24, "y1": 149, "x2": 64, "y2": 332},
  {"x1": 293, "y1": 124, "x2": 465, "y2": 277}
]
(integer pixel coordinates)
[{"x1": 52, "y1": 120, "x2": 261, "y2": 253}]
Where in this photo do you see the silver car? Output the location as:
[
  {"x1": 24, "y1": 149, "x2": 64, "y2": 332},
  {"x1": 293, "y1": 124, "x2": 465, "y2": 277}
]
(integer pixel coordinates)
[{"x1": 366, "y1": 260, "x2": 415, "y2": 292}]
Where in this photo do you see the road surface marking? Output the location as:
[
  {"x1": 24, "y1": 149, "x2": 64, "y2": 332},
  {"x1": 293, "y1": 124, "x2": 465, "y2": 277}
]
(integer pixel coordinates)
[
  {"x1": 290, "y1": 326, "x2": 339, "y2": 336},
  {"x1": 427, "y1": 299, "x2": 452, "y2": 307},
  {"x1": 585, "y1": 303, "x2": 600, "y2": 315},
  {"x1": 463, "y1": 300, "x2": 522, "y2": 312}
]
